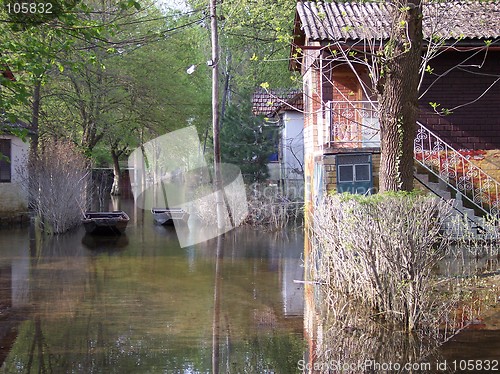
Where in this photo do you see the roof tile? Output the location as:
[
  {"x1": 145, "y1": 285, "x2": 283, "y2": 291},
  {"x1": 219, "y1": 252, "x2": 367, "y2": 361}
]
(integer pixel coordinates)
[
  {"x1": 252, "y1": 89, "x2": 303, "y2": 116},
  {"x1": 297, "y1": 1, "x2": 500, "y2": 42}
]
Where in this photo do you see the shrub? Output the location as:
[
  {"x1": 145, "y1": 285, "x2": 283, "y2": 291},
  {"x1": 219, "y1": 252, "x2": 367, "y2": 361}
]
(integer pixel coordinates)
[
  {"x1": 311, "y1": 192, "x2": 453, "y2": 331},
  {"x1": 27, "y1": 139, "x2": 90, "y2": 234}
]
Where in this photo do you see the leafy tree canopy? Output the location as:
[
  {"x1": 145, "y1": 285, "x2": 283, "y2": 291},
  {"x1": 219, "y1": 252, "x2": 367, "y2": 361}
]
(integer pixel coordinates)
[{"x1": 221, "y1": 97, "x2": 278, "y2": 183}]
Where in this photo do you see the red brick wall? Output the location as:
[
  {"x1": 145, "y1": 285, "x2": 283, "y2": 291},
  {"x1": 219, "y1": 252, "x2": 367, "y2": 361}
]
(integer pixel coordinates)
[
  {"x1": 419, "y1": 50, "x2": 500, "y2": 149},
  {"x1": 322, "y1": 64, "x2": 362, "y2": 102}
]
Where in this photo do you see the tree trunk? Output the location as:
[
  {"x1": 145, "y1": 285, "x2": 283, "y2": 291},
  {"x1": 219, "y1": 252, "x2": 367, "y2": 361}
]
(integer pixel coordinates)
[
  {"x1": 28, "y1": 79, "x2": 42, "y2": 210},
  {"x1": 378, "y1": 1, "x2": 422, "y2": 192},
  {"x1": 110, "y1": 148, "x2": 121, "y2": 196}
]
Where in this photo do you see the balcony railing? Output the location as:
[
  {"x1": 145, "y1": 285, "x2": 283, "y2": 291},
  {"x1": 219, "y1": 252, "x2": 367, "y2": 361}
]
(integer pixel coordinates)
[
  {"x1": 324, "y1": 101, "x2": 380, "y2": 148},
  {"x1": 414, "y1": 123, "x2": 500, "y2": 217}
]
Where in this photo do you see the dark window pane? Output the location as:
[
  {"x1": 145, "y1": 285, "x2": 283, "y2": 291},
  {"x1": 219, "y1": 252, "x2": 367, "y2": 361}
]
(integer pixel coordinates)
[
  {"x1": 355, "y1": 164, "x2": 370, "y2": 181},
  {"x1": 337, "y1": 154, "x2": 370, "y2": 165},
  {"x1": 0, "y1": 139, "x2": 12, "y2": 183},
  {"x1": 338, "y1": 165, "x2": 353, "y2": 182}
]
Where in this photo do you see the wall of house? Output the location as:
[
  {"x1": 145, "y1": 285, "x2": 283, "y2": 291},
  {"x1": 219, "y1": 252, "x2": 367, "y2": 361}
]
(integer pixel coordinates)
[
  {"x1": 302, "y1": 43, "x2": 323, "y2": 212},
  {"x1": 0, "y1": 135, "x2": 29, "y2": 214},
  {"x1": 281, "y1": 111, "x2": 304, "y2": 180},
  {"x1": 419, "y1": 50, "x2": 500, "y2": 150},
  {"x1": 280, "y1": 111, "x2": 305, "y2": 198},
  {"x1": 322, "y1": 63, "x2": 363, "y2": 102},
  {"x1": 321, "y1": 152, "x2": 381, "y2": 195},
  {"x1": 303, "y1": 50, "x2": 385, "y2": 207}
]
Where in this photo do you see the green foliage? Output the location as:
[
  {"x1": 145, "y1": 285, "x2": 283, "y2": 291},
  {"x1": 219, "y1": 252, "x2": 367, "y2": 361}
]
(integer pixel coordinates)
[
  {"x1": 1, "y1": 0, "x2": 211, "y2": 167},
  {"x1": 332, "y1": 189, "x2": 425, "y2": 205},
  {"x1": 187, "y1": 0, "x2": 298, "y2": 93},
  {"x1": 0, "y1": 0, "x2": 112, "y2": 125},
  {"x1": 221, "y1": 99, "x2": 278, "y2": 183}
]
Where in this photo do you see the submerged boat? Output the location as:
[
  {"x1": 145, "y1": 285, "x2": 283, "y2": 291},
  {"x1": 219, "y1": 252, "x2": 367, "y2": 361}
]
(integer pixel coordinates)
[
  {"x1": 151, "y1": 208, "x2": 189, "y2": 225},
  {"x1": 82, "y1": 211, "x2": 130, "y2": 235}
]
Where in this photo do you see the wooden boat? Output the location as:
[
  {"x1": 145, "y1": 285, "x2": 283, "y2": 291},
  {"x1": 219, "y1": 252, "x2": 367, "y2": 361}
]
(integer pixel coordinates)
[
  {"x1": 82, "y1": 211, "x2": 129, "y2": 235},
  {"x1": 151, "y1": 208, "x2": 189, "y2": 225}
]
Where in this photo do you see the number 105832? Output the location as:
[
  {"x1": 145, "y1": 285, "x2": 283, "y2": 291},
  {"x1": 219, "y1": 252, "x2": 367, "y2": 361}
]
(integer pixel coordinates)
[
  {"x1": 451, "y1": 360, "x2": 499, "y2": 371},
  {"x1": 5, "y1": 2, "x2": 53, "y2": 14}
]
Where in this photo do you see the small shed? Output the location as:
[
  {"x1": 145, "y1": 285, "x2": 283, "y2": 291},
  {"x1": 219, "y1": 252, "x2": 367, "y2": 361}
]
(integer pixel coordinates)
[{"x1": 0, "y1": 123, "x2": 30, "y2": 216}]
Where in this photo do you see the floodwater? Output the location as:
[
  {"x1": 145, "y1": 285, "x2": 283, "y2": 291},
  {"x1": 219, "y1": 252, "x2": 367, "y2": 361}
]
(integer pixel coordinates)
[
  {"x1": 0, "y1": 200, "x2": 305, "y2": 373},
  {"x1": 0, "y1": 199, "x2": 499, "y2": 373}
]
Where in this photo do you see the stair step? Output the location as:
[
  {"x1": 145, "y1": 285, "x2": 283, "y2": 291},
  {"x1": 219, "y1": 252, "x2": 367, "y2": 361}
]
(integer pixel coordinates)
[
  {"x1": 426, "y1": 182, "x2": 451, "y2": 197},
  {"x1": 416, "y1": 173, "x2": 429, "y2": 184},
  {"x1": 415, "y1": 171, "x2": 484, "y2": 239}
]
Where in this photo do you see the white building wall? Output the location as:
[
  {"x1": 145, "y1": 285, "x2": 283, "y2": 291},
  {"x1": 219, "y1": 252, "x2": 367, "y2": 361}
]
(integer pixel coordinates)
[
  {"x1": 0, "y1": 135, "x2": 29, "y2": 213},
  {"x1": 282, "y1": 111, "x2": 304, "y2": 177},
  {"x1": 281, "y1": 111, "x2": 304, "y2": 198}
]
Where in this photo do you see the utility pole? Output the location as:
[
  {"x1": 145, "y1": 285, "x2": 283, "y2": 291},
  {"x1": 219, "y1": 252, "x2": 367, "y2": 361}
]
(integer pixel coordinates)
[
  {"x1": 210, "y1": 3, "x2": 223, "y2": 374},
  {"x1": 210, "y1": 0, "x2": 224, "y2": 232}
]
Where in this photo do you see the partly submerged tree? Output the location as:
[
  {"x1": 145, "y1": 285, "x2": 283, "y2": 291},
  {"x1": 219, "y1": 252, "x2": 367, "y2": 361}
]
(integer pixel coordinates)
[{"x1": 26, "y1": 138, "x2": 90, "y2": 234}]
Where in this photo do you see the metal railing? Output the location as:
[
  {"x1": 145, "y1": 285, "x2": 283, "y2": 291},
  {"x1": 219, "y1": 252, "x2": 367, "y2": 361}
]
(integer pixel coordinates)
[
  {"x1": 323, "y1": 101, "x2": 499, "y2": 217},
  {"x1": 325, "y1": 101, "x2": 380, "y2": 148},
  {"x1": 414, "y1": 122, "x2": 500, "y2": 217}
]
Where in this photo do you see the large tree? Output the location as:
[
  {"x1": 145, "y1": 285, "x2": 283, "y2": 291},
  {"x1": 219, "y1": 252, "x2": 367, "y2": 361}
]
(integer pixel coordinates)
[
  {"x1": 24, "y1": 0, "x2": 211, "y2": 193},
  {"x1": 377, "y1": 0, "x2": 423, "y2": 191}
]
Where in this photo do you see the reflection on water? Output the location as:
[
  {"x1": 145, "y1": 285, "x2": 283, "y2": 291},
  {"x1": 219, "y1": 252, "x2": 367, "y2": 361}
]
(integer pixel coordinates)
[
  {"x1": 0, "y1": 200, "x2": 305, "y2": 373},
  {"x1": 302, "y1": 242, "x2": 500, "y2": 373},
  {"x1": 1, "y1": 200, "x2": 499, "y2": 373}
]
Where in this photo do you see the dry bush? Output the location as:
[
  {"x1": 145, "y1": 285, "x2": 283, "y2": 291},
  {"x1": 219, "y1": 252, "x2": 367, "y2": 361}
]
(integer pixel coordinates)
[
  {"x1": 311, "y1": 192, "x2": 454, "y2": 331},
  {"x1": 243, "y1": 184, "x2": 303, "y2": 230},
  {"x1": 190, "y1": 183, "x2": 304, "y2": 230},
  {"x1": 313, "y1": 310, "x2": 451, "y2": 374},
  {"x1": 27, "y1": 139, "x2": 90, "y2": 234},
  {"x1": 446, "y1": 213, "x2": 500, "y2": 258}
]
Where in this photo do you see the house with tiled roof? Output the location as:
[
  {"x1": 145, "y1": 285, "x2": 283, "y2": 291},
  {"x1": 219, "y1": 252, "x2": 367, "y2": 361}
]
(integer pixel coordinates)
[
  {"x1": 252, "y1": 89, "x2": 305, "y2": 197},
  {"x1": 292, "y1": 0, "x2": 500, "y2": 223}
]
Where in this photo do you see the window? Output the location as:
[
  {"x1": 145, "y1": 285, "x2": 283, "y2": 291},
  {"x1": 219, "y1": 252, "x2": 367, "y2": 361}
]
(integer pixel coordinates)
[
  {"x1": 338, "y1": 164, "x2": 354, "y2": 182},
  {"x1": 338, "y1": 164, "x2": 371, "y2": 182},
  {"x1": 354, "y1": 164, "x2": 370, "y2": 182},
  {"x1": 0, "y1": 139, "x2": 12, "y2": 183},
  {"x1": 337, "y1": 154, "x2": 371, "y2": 182},
  {"x1": 336, "y1": 153, "x2": 373, "y2": 195}
]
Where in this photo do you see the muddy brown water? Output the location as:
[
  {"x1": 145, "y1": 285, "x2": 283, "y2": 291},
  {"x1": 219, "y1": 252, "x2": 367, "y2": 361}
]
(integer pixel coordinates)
[{"x1": 0, "y1": 199, "x2": 498, "y2": 373}]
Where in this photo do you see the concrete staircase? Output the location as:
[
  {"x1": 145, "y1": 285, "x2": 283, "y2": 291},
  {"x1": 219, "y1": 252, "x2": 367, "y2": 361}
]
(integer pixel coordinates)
[
  {"x1": 414, "y1": 171, "x2": 481, "y2": 239},
  {"x1": 414, "y1": 122, "x2": 500, "y2": 241}
]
